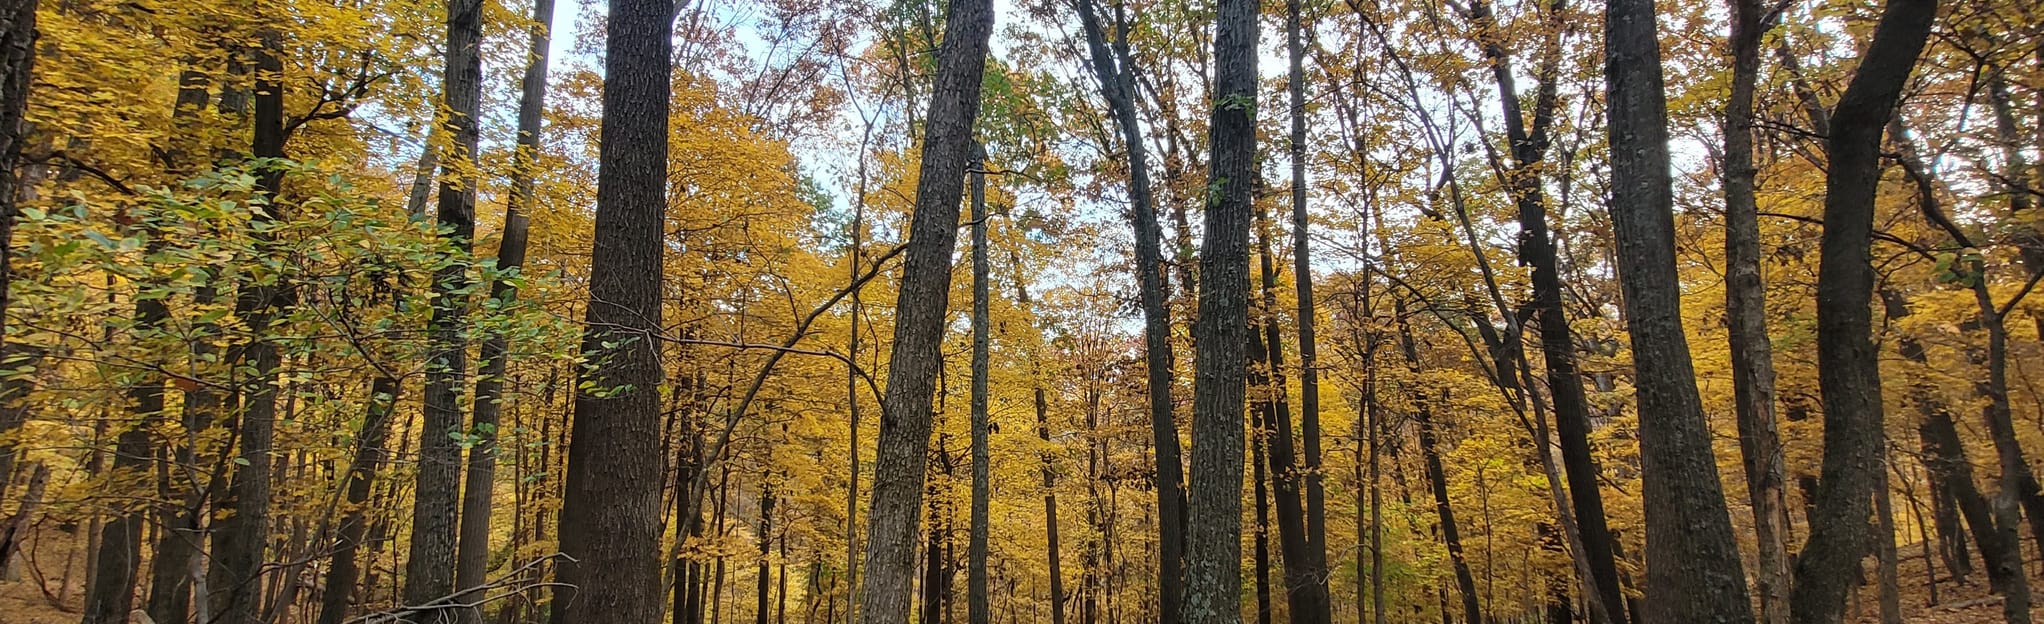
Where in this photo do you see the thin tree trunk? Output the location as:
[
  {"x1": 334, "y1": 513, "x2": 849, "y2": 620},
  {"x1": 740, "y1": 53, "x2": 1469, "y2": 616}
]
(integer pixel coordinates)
[
  {"x1": 1603, "y1": 0, "x2": 1756, "y2": 619},
  {"x1": 1788, "y1": 1, "x2": 1935, "y2": 621},
  {"x1": 1070, "y1": 4, "x2": 1183, "y2": 619},
  {"x1": 967, "y1": 145, "x2": 991, "y2": 624},
  {"x1": 547, "y1": 0, "x2": 674, "y2": 619},
  {"x1": 854, "y1": 0, "x2": 994, "y2": 618},
  {"x1": 1181, "y1": 0, "x2": 1256, "y2": 618},
  {"x1": 319, "y1": 377, "x2": 399, "y2": 624},
  {"x1": 1396, "y1": 307, "x2": 1481, "y2": 624},
  {"x1": 1250, "y1": 409, "x2": 1271, "y2": 624},
  {"x1": 1021, "y1": 274, "x2": 1066, "y2": 624},
  {"x1": 1284, "y1": 0, "x2": 1327, "y2": 583},
  {"x1": 1252, "y1": 212, "x2": 1330, "y2": 624},
  {"x1": 759, "y1": 482, "x2": 776, "y2": 624}
]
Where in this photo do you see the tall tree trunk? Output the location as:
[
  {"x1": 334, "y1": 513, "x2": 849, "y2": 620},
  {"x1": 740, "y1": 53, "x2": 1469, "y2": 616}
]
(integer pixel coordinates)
[
  {"x1": 1395, "y1": 306, "x2": 1482, "y2": 624},
  {"x1": 1284, "y1": 0, "x2": 1327, "y2": 578},
  {"x1": 1180, "y1": 0, "x2": 1256, "y2": 618},
  {"x1": 1252, "y1": 213, "x2": 1329, "y2": 624},
  {"x1": 0, "y1": 0, "x2": 38, "y2": 353},
  {"x1": 547, "y1": 0, "x2": 673, "y2": 618},
  {"x1": 1603, "y1": 0, "x2": 1756, "y2": 621},
  {"x1": 853, "y1": 0, "x2": 993, "y2": 619},
  {"x1": 1468, "y1": 2, "x2": 1627, "y2": 618},
  {"x1": 1788, "y1": 1, "x2": 1935, "y2": 622},
  {"x1": 759, "y1": 482, "x2": 777, "y2": 624},
  {"x1": 410, "y1": 0, "x2": 487, "y2": 616},
  {"x1": 209, "y1": 30, "x2": 290, "y2": 623},
  {"x1": 1070, "y1": 4, "x2": 1183, "y2": 619},
  {"x1": 1020, "y1": 271, "x2": 1066, "y2": 624},
  {"x1": 83, "y1": 303, "x2": 167, "y2": 624},
  {"x1": 1722, "y1": 1, "x2": 1792, "y2": 621},
  {"x1": 1250, "y1": 409, "x2": 1271, "y2": 624},
  {"x1": 455, "y1": 1, "x2": 553, "y2": 619},
  {"x1": 967, "y1": 145, "x2": 991, "y2": 624}
]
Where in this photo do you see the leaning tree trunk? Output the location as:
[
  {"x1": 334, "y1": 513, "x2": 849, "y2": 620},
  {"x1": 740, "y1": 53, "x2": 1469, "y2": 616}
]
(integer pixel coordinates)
[
  {"x1": 852, "y1": 0, "x2": 994, "y2": 620},
  {"x1": 319, "y1": 378, "x2": 399, "y2": 624},
  {"x1": 1721, "y1": 1, "x2": 1792, "y2": 621},
  {"x1": 1395, "y1": 305, "x2": 1482, "y2": 624},
  {"x1": 1070, "y1": 4, "x2": 1184, "y2": 618},
  {"x1": 1253, "y1": 211, "x2": 1330, "y2": 624},
  {"x1": 1180, "y1": 0, "x2": 1257, "y2": 619},
  {"x1": 1604, "y1": 0, "x2": 1756, "y2": 621},
  {"x1": 409, "y1": 0, "x2": 487, "y2": 617},
  {"x1": 547, "y1": 0, "x2": 673, "y2": 619},
  {"x1": 1788, "y1": 1, "x2": 1935, "y2": 622},
  {"x1": 455, "y1": 1, "x2": 554, "y2": 620}
]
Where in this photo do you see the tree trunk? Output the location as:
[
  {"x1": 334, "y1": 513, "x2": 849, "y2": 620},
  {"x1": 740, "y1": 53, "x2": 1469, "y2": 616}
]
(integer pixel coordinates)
[
  {"x1": 1070, "y1": 4, "x2": 1183, "y2": 619},
  {"x1": 1396, "y1": 307, "x2": 1482, "y2": 624},
  {"x1": 1019, "y1": 267, "x2": 1066, "y2": 624},
  {"x1": 1181, "y1": 0, "x2": 1256, "y2": 618},
  {"x1": 1874, "y1": 466, "x2": 1903, "y2": 624},
  {"x1": 84, "y1": 295, "x2": 170, "y2": 624},
  {"x1": 409, "y1": 0, "x2": 487, "y2": 616},
  {"x1": 209, "y1": 30, "x2": 290, "y2": 624},
  {"x1": 1788, "y1": 1, "x2": 1935, "y2": 621},
  {"x1": 455, "y1": 2, "x2": 553, "y2": 620},
  {"x1": 759, "y1": 482, "x2": 777, "y2": 624},
  {"x1": 1252, "y1": 213, "x2": 1330, "y2": 624},
  {"x1": 853, "y1": 0, "x2": 993, "y2": 619},
  {"x1": 1603, "y1": 0, "x2": 1756, "y2": 621},
  {"x1": 967, "y1": 145, "x2": 992, "y2": 624},
  {"x1": 0, "y1": 0, "x2": 38, "y2": 353},
  {"x1": 1284, "y1": 0, "x2": 1326, "y2": 579},
  {"x1": 548, "y1": 0, "x2": 674, "y2": 619},
  {"x1": 320, "y1": 377, "x2": 399, "y2": 624},
  {"x1": 1722, "y1": 2, "x2": 1794, "y2": 622},
  {"x1": 1250, "y1": 409, "x2": 1271, "y2": 624}
]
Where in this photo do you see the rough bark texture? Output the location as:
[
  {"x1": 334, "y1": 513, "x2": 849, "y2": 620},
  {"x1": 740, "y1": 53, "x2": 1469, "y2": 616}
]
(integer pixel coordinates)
[
  {"x1": 1788, "y1": 1, "x2": 1934, "y2": 622},
  {"x1": 455, "y1": 1, "x2": 553, "y2": 619},
  {"x1": 1603, "y1": 0, "x2": 1756, "y2": 621},
  {"x1": 1721, "y1": 2, "x2": 1791, "y2": 622},
  {"x1": 1181, "y1": 0, "x2": 1256, "y2": 619},
  {"x1": 208, "y1": 30, "x2": 290, "y2": 624},
  {"x1": 409, "y1": 0, "x2": 486, "y2": 616},
  {"x1": 1071, "y1": 2, "x2": 1184, "y2": 618},
  {"x1": 548, "y1": 0, "x2": 673, "y2": 619},
  {"x1": 0, "y1": 0, "x2": 36, "y2": 352},
  {"x1": 852, "y1": 0, "x2": 993, "y2": 619},
  {"x1": 968, "y1": 148, "x2": 991, "y2": 624}
]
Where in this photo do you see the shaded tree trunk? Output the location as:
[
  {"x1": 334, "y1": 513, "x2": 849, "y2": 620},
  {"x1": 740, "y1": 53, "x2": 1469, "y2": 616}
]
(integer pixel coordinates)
[
  {"x1": 1396, "y1": 306, "x2": 1482, "y2": 624},
  {"x1": 409, "y1": 0, "x2": 488, "y2": 616},
  {"x1": 1722, "y1": 2, "x2": 1793, "y2": 621},
  {"x1": 454, "y1": 2, "x2": 553, "y2": 620},
  {"x1": 853, "y1": 0, "x2": 993, "y2": 619},
  {"x1": 547, "y1": 0, "x2": 674, "y2": 619},
  {"x1": 319, "y1": 377, "x2": 399, "y2": 624},
  {"x1": 1787, "y1": 1, "x2": 1935, "y2": 621},
  {"x1": 1070, "y1": 4, "x2": 1183, "y2": 619},
  {"x1": 0, "y1": 0, "x2": 38, "y2": 352},
  {"x1": 1180, "y1": 0, "x2": 1257, "y2": 619},
  {"x1": 968, "y1": 145, "x2": 991, "y2": 624},
  {"x1": 1603, "y1": 0, "x2": 1756, "y2": 621},
  {"x1": 1252, "y1": 212, "x2": 1329, "y2": 624}
]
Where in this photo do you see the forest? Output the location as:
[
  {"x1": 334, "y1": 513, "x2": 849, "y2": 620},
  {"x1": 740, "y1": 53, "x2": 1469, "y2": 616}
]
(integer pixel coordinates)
[{"x1": 0, "y1": 0, "x2": 2035, "y2": 622}]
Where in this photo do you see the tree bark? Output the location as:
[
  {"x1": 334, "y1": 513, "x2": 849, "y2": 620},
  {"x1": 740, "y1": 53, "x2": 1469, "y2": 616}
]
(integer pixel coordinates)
[
  {"x1": 455, "y1": 1, "x2": 554, "y2": 620},
  {"x1": 1252, "y1": 212, "x2": 1329, "y2": 624},
  {"x1": 1721, "y1": 1, "x2": 1792, "y2": 621},
  {"x1": 853, "y1": 0, "x2": 993, "y2": 618},
  {"x1": 548, "y1": 0, "x2": 673, "y2": 619},
  {"x1": 208, "y1": 29, "x2": 291, "y2": 624},
  {"x1": 1285, "y1": 0, "x2": 1327, "y2": 578},
  {"x1": 1181, "y1": 0, "x2": 1256, "y2": 618},
  {"x1": 1788, "y1": 1, "x2": 1934, "y2": 622},
  {"x1": 968, "y1": 144, "x2": 992, "y2": 624},
  {"x1": 0, "y1": 0, "x2": 38, "y2": 353},
  {"x1": 320, "y1": 377, "x2": 399, "y2": 624},
  {"x1": 409, "y1": 0, "x2": 487, "y2": 616},
  {"x1": 1603, "y1": 0, "x2": 1756, "y2": 621},
  {"x1": 1395, "y1": 306, "x2": 1482, "y2": 624}
]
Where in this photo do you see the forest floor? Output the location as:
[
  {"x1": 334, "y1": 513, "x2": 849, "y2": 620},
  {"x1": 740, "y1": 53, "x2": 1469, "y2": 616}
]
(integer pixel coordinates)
[{"x1": 2, "y1": 526, "x2": 2041, "y2": 623}]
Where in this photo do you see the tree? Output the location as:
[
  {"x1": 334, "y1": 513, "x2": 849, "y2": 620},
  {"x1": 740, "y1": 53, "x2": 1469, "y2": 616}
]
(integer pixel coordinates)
[
  {"x1": 409, "y1": 0, "x2": 486, "y2": 615},
  {"x1": 1181, "y1": 0, "x2": 1256, "y2": 619},
  {"x1": 0, "y1": 0, "x2": 35, "y2": 349},
  {"x1": 1789, "y1": 1, "x2": 1936, "y2": 622},
  {"x1": 456, "y1": 0, "x2": 555, "y2": 619},
  {"x1": 549, "y1": 0, "x2": 674, "y2": 620},
  {"x1": 1720, "y1": 0, "x2": 1791, "y2": 621},
  {"x1": 968, "y1": 143, "x2": 992, "y2": 624},
  {"x1": 1070, "y1": 2, "x2": 1184, "y2": 618},
  {"x1": 1603, "y1": 0, "x2": 1754, "y2": 621},
  {"x1": 853, "y1": 0, "x2": 995, "y2": 619}
]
